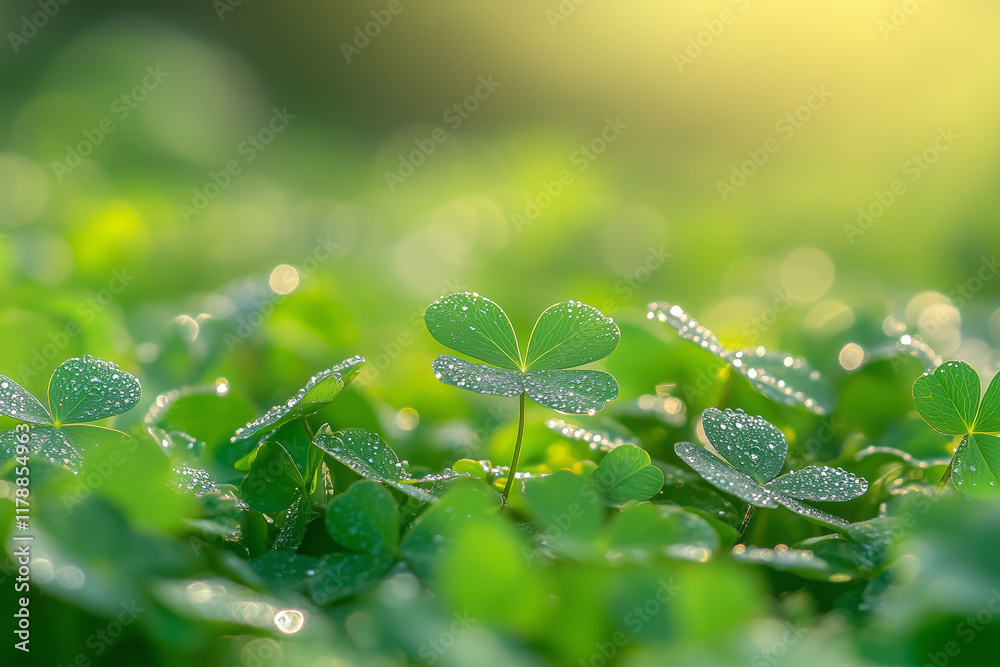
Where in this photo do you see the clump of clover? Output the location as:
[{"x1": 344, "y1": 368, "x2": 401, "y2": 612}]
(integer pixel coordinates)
[
  {"x1": 424, "y1": 292, "x2": 622, "y2": 500},
  {"x1": 675, "y1": 407, "x2": 869, "y2": 536}
]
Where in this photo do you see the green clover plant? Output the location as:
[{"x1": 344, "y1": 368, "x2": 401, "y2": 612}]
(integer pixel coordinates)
[
  {"x1": 0, "y1": 356, "x2": 141, "y2": 471},
  {"x1": 912, "y1": 360, "x2": 1000, "y2": 498},
  {"x1": 675, "y1": 408, "x2": 868, "y2": 535},
  {"x1": 424, "y1": 292, "x2": 620, "y2": 500}
]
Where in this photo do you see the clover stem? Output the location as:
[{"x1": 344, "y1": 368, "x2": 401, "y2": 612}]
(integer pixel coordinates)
[
  {"x1": 300, "y1": 418, "x2": 315, "y2": 441},
  {"x1": 502, "y1": 392, "x2": 527, "y2": 502},
  {"x1": 935, "y1": 434, "x2": 966, "y2": 494},
  {"x1": 737, "y1": 504, "x2": 755, "y2": 540}
]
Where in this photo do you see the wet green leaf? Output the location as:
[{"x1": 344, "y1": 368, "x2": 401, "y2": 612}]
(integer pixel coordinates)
[
  {"x1": 701, "y1": 408, "x2": 786, "y2": 484},
  {"x1": 424, "y1": 292, "x2": 522, "y2": 370},
  {"x1": 231, "y1": 355, "x2": 363, "y2": 442},
  {"x1": 432, "y1": 355, "x2": 524, "y2": 396},
  {"x1": 313, "y1": 427, "x2": 436, "y2": 502},
  {"x1": 607, "y1": 503, "x2": 719, "y2": 562},
  {"x1": 524, "y1": 300, "x2": 620, "y2": 370},
  {"x1": 326, "y1": 480, "x2": 400, "y2": 553},
  {"x1": 674, "y1": 441, "x2": 780, "y2": 508},
  {"x1": 0, "y1": 373, "x2": 51, "y2": 424},
  {"x1": 48, "y1": 355, "x2": 141, "y2": 425},
  {"x1": 592, "y1": 444, "x2": 664, "y2": 505},
  {"x1": 524, "y1": 369, "x2": 618, "y2": 414},
  {"x1": 766, "y1": 465, "x2": 868, "y2": 502}
]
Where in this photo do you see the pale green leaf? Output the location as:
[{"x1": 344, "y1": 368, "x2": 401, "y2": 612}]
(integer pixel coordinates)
[{"x1": 48, "y1": 356, "x2": 141, "y2": 424}]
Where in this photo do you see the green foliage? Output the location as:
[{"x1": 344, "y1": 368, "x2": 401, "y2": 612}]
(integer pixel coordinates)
[
  {"x1": 676, "y1": 408, "x2": 868, "y2": 530},
  {"x1": 0, "y1": 355, "x2": 140, "y2": 470},
  {"x1": 426, "y1": 292, "x2": 621, "y2": 413},
  {"x1": 912, "y1": 360, "x2": 1000, "y2": 497}
]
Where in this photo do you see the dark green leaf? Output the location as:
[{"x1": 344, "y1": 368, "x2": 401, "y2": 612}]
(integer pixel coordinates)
[
  {"x1": 0, "y1": 374, "x2": 51, "y2": 424},
  {"x1": 313, "y1": 428, "x2": 436, "y2": 502},
  {"x1": 326, "y1": 480, "x2": 400, "y2": 553},
  {"x1": 701, "y1": 408, "x2": 786, "y2": 484},
  {"x1": 307, "y1": 552, "x2": 396, "y2": 605},
  {"x1": 48, "y1": 356, "x2": 141, "y2": 425},
  {"x1": 673, "y1": 441, "x2": 779, "y2": 508},
  {"x1": 239, "y1": 441, "x2": 305, "y2": 513},
  {"x1": 273, "y1": 496, "x2": 316, "y2": 551},
  {"x1": 766, "y1": 465, "x2": 868, "y2": 502},
  {"x1": 250, "y1": 550, "x2": 319, "y2": 594},
  {"x1": 524, "y1": 300, "x2": 619, "y2": 370},
  {"x1": 525, "y1": 369, "x2": 618, "y2": 414},
  {"x1": 423, "y1": 292, "x2": 522, "y2": 370},
  {"x1": 592, "y1": 444, "x2": 664, "y2": 505}
]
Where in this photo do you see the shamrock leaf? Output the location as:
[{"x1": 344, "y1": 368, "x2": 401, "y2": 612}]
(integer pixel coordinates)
[
  {"x1": 0, "y1": 356, "x2": 141, "y2": 472},
  {"x1": 312, "y1": 427, "x2": 438, "y2": 502},
  {"x1": 675, "y1": 408, "x2": 868, "y2": 532},
  {"x1": 648, "y1": 302, "x2": 834, "y2": 415},
  {"x1": 425, "y1": 292, "x2": 620, "y2": 500},
  {"x1": 591, "y1": 444, "x2": 664, "y2": 506},
  {"x1": 912, "y1": 360, "x2": 1000, "y2": 498},
  {"x1": 325, "y1": 480, "x2": 400, "y2": 554},
  {"x1": 231, "y1": 355, "x2": 364, "y2": 442}
]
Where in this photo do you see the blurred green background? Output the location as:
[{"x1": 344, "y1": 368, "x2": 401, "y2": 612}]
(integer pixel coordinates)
[{"x1": 2, "y1": 1, "x2": 1000, "y2": 666}]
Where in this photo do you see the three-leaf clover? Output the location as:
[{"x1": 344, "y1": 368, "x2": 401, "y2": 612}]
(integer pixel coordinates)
[
  {"x1": 912, "y1": 360, "x2": 1000, "y2": 498},
  {"x1": 674, "y1": 408, "x2": 868, "y2": 535},
  {"x1": 424, "y1": 292, "x2": 620, "y2": 499},
  {"x1": 0, "y1": 356, "x2": 141, "y2": 471}
]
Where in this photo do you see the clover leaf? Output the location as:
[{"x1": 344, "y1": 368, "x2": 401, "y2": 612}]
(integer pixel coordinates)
[
  {"x1": 912, "y1": 360, "x2": 1000, "y2": 498},
  {"x1": 231, "y1": 355, "x2": 364, "y2": 443},
  {"x1": 591, "y1": 444, "x2": 664, "y2": 506},
  {"x1": 425, "y1": 292, "x2": 620, "y2": 500},
  {"x1": 648, "y1": 302, "x2": 835, "y2": 415},
  {"x1": 0, "y1": 356, "x2": 141, "y2": 471},
  {"x1": 674, "y1": 408, "x2": 868, "y2": 534}
]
